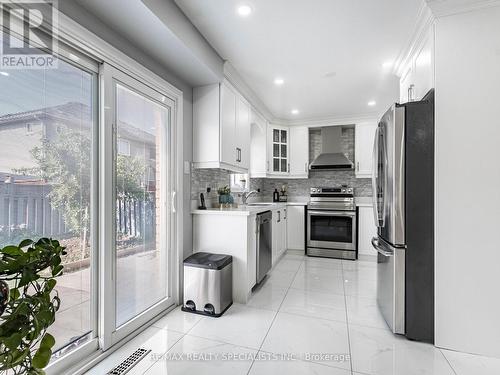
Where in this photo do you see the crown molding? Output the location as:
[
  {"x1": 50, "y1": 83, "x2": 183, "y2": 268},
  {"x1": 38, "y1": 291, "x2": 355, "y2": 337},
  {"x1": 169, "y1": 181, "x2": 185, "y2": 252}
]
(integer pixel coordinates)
[
  {"x1": 223, "y1": 62, "x2": 275, "y2": 121},
  {"x1": 270, "y1": 113, "x2": 379, "y2": 128},
  {"x1": 393, "y1": 1, "x2": 435, "y2": 77},
  {"x1": 426, "y1": 0, "x2": 500, "y2": 17}
]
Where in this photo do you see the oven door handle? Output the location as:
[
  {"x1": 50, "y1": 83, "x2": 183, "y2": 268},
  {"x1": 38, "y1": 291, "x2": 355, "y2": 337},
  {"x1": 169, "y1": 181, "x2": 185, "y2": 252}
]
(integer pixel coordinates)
[
  {"x1": 308, "y1": 210, "x2": 356, "y2": 217},
  {"x1": 371, "y1": 237, "x2": 394, "y2": 256}
]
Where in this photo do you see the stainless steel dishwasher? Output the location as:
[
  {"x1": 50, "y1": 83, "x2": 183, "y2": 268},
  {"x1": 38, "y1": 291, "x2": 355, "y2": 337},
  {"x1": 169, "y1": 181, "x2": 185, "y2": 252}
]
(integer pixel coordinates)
[{"x1": 256, "y1": 211, "x2": 272, "y2": 283}]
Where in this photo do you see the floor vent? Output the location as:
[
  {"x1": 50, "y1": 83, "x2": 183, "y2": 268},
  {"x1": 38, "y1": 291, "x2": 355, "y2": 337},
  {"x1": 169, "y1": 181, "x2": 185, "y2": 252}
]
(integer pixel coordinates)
[{"x1": 107, "y1": 348, "x2": 151, "y2": 375}]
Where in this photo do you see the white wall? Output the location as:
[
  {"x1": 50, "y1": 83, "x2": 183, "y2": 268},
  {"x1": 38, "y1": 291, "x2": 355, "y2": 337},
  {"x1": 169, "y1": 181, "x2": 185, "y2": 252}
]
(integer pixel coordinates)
[
  {"x1": 59, "y1": 2, "x2": 199, "y2": 262},
  {"x1": 435, "y1": 6, "x2": 500, "y2": 357}
]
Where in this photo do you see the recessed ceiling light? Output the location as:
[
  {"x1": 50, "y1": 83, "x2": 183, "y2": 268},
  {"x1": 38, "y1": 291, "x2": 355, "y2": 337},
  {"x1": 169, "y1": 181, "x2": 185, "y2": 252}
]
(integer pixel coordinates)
[
  {"x1": 0, "y1": 71, "x2": 9, "y2": 76},
  {"x1": 368, "y1": 101, "x2": 376, "y2": 107},
  {"x1": 274, "y1": 77, "x2": 284, "y2": 85},
  {"x1": 382, "y1": 60, "x2": 393, "y2": 69},
  {"x1": 237, "y1": 5, "x2": 252, "y2": 17},
  {"x1": 324, "y1": 71, "x2": 337, "y2": 78},
  {"x1": 291, "y1": 109, "x2": 299, "y2": 115}
]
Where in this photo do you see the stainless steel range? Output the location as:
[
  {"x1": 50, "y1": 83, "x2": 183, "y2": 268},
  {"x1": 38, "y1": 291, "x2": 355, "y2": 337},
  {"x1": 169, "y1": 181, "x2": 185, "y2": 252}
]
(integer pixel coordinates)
[{"x1": 307, "y1": 186, "x2": 357, "y2": 260}]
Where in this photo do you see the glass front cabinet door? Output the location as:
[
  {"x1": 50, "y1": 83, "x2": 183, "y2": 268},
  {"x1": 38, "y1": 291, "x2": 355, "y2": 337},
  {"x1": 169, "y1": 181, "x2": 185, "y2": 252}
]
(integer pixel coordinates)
[{"x1": 268, "y1": 125, "x2": 289, "y2": 175}]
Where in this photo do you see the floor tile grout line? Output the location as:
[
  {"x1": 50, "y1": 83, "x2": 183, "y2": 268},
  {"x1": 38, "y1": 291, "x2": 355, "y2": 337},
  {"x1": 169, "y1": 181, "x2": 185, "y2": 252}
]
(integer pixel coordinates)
[
  {"x1": 439, "y1": 348, "x2": 459, "y2": 375},
  {"x1": 245, "y1": 251, "x2": 305, "y2": 375},
  {"x1": 341, "y1": 260, "x2": 355, "y2": 374},
  {"x1": 140, "y1": 330, "x2": 187, "y2": 374}
]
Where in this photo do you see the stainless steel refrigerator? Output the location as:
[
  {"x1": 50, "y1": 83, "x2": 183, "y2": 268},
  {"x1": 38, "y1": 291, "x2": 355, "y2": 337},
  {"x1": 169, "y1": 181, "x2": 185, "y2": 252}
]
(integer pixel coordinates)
[{"x1": 371, "y1": 90, "x2": 434, "y2": 344}]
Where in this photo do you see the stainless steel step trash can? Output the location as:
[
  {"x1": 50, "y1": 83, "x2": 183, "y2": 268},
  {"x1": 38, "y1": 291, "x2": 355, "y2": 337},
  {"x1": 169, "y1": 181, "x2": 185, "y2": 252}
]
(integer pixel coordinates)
[{"x1": 182, "y1": 252, "x2": 233, "y2": 317}]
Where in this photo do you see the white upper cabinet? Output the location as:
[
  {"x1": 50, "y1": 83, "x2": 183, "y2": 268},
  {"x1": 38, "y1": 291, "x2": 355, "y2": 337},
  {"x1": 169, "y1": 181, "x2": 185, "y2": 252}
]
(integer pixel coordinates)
[
  {"x1": 266, "y1": 124, "x2": 309, "y2": 178},
  {"x1": 236, "y1": 96, "x2": 251, "y2": 170},
  {"x1": 355, "y1": 121, "x2": 377, "y2": 178},
  {"x1": 400, "y1": 27, "x2": 434, "y2": 104},
  {"x1": 249, "y1": 110, "x2": 268, "y2": 178},
  {"x1": 268, "y1": 124, "x2": 290, "y2": 175},
  {"x1": 413, "y1": 32, "x2": 434, "y2": 101},
  {"x1": 193, "y1": 80, "x2": 250, "y2": 173},
  {"x1": 220, "y1": 82, "x2": 237, "y2": 166},
  {"x1": 289, "y1": 127, "x2": 309, "y2": 179}
]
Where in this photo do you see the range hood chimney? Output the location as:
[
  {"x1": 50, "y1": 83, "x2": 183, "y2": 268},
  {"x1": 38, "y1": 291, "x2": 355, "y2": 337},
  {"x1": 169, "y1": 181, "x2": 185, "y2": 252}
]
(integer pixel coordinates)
[{"x1": 309, "y1": 127, "x2": 353, "y2": 170}]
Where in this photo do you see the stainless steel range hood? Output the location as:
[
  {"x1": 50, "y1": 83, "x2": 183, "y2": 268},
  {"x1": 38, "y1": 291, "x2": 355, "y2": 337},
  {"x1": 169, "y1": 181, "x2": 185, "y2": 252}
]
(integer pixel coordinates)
[{"x1": 309, "y1": 126, "x2": 353, "y2": 170}]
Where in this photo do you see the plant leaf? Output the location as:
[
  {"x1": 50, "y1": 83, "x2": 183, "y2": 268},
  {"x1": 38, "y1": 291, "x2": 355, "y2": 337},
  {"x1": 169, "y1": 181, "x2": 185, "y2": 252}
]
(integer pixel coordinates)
[
  {"x1": 1, "y1": 246, "x2": 23, "y2": 256},
  {"x1": 2, "y1": 332, "x2": 23, "y2": 350},
  {"x1": 18, "y1": 239, "x2": 34, "y2": 248},
  {"x1": 46, "y1": 279, "x2": 57, "y2": 292},
  {"x1": 40, "y1": 333, "x2": 55, "y2": 349},
  {"x1": 32, "y1": 347, "x2": 51, "y2": 369}
]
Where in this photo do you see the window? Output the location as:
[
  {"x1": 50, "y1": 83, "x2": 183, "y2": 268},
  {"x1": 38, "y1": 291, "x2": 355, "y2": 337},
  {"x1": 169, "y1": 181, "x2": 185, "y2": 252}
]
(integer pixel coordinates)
[
  {"x1": 0, "y1": 30, "x2": 97, "y2": 356},
  {"x1": 117, "y1": 138, "x2": 131, "y2": 156},
  {"x1": 25, "y1": 122, "x2": 39, "y2": 134},
  {"x1": 230, "y1": 173, "x2": 249, "y2": 192}
]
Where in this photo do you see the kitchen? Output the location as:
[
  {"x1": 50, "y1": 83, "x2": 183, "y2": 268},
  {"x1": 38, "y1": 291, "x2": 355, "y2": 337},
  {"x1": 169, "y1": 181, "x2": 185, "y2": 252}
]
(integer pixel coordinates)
[{"x1": 2, "y1": 1, "x2": 499, "y2": 375}]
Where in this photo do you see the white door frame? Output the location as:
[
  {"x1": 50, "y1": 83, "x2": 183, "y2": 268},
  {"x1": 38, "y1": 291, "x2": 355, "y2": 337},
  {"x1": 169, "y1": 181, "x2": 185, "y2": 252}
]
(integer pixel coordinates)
[{"x1": 99, "y1": 63, "x2": 178, "y2": 350}]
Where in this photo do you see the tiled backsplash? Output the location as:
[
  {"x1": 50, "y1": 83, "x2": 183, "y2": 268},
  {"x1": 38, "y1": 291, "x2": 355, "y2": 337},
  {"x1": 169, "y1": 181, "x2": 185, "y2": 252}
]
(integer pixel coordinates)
[
  {"x1": 256, "y1": 171, "x2": 372, "y2": 200},
  {"x1": 190, "y1": 125, "x2": 372, "y2": 206}
]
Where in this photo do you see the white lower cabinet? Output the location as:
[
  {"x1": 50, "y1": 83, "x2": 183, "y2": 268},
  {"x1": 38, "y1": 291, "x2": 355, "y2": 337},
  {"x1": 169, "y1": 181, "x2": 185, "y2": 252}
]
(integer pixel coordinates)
[
  {"x1": 272, "y1": 207, "x2": 287, "y2": 264},
  {"x1": 358, "y1": 205, "x2": 377, "y2": 256},
  {"x1": 286, "y1": 205, "x2": 305, "y2": 251}
]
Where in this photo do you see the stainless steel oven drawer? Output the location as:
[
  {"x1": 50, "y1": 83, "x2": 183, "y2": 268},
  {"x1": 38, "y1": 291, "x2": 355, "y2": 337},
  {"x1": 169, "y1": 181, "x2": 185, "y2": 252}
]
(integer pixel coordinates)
[{"x1": 307, "y1": 209, "x2": 356, "y2": 251}]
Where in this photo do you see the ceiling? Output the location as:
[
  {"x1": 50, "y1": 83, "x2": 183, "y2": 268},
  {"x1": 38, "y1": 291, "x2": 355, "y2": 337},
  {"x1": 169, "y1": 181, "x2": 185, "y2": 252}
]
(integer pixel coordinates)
[
  {"x1": 60, "y1": 0, "x2": 223, "y2": 87},
  {"x1": 175, "y1": 0, "x2": 424, "y2": 121}
]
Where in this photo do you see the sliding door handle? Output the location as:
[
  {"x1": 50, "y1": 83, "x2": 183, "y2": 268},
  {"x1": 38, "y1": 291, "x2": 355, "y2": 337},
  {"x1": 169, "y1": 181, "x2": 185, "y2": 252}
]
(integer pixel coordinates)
[{"x1": 172, "y1": 191, "x2": 177, "y2": 213}]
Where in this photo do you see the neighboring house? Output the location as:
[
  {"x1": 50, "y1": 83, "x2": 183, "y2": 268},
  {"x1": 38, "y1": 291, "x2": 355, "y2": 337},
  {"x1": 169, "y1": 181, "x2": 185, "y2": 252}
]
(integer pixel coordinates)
[{"x1": 0, "y1": 102, "x2": 157, "y2": 239}]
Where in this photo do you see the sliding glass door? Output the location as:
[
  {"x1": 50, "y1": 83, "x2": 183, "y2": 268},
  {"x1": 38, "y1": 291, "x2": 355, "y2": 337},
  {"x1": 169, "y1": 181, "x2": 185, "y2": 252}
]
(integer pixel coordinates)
[
  {"x1": 100, "y1": 64, "x2": 176, "y2": 348},
  {"x1": 0, "y1": 29, "x2": 99, "y2": 357},
  {"x1": 0, "y1": 23, "x2": 179, "y2": 370}
]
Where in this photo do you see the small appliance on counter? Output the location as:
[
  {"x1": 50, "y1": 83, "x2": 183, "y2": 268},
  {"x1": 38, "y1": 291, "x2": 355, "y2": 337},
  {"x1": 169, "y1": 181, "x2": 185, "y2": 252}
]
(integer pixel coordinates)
[
  {"x1": 182, "y1": 252, "x2": 233, "y2": 317},
  {"x1": 307, "y1": 185, "x2": 357, "y2": 260}
]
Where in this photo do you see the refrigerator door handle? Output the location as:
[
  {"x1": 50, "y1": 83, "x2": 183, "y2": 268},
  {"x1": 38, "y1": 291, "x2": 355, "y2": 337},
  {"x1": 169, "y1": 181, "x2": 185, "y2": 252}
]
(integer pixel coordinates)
[
  {"x1": 372, "y1": 126, "x2": 382, "y2": 227},
  {"x1": 371, "y1": 237, "x2": 394, "y2": 256}
]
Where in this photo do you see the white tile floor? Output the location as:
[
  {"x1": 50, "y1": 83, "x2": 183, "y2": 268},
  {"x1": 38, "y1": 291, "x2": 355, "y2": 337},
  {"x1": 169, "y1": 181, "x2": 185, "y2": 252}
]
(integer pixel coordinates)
[{"x1": 86, "y1": 251, "x2": 500, "y2": 375}]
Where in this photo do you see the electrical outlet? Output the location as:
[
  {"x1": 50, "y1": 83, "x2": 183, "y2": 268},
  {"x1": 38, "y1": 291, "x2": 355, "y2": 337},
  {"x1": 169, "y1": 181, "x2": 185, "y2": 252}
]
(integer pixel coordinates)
[{"x1": 184, "y1": 161, "x2": 191, "y2": 174}]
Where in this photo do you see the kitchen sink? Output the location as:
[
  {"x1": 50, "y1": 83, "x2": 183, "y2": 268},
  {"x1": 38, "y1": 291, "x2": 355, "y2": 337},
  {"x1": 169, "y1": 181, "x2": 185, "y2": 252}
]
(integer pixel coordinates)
[{"x1": 246, "y1": 202, "x2": 275, "y2": 206}]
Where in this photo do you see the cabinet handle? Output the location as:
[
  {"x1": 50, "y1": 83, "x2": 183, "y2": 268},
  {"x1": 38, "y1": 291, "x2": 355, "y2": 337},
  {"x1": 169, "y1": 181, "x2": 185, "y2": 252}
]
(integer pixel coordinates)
[
  {"x1": 408, "y1": 84, "x2": 415, "y2": 102},
  {"x1": 267, "y1": 161, "x2": 269, "y2": 172},
  {"x1": 277, "y1": 211, "x2": 281, "y2": 223},
  {"x1": 288, "y1": 163, "x2": 290, "y2": 173},
  {"x1": 305, "y1": 162, "x2": 308, "y2": 173},
  {"x1": 356, "y1": 162, "x2": 359, "y2": 172}
]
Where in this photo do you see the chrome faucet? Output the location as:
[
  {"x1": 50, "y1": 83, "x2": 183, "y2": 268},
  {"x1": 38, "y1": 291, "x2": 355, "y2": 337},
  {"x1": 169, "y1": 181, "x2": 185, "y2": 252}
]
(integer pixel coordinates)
[{"x1": 241, "y1": 190, "x2": 259, "y2": 205}]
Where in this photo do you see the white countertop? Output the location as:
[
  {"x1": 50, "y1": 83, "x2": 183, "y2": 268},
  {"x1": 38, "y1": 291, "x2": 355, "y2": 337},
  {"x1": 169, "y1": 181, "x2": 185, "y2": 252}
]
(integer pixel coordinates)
[
  {"x1": 192, "y1": 198, "x2": 370, "y2": 215},
  {"x1": 191, "y1": 201, "x2": 307, "y2": 216}
]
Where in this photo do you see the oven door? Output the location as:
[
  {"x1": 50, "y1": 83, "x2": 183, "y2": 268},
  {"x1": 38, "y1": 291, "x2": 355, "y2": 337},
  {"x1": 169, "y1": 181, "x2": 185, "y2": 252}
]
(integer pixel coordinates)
[{"x1": 307, "y1": 210, "x2": 356, "y2": 250}]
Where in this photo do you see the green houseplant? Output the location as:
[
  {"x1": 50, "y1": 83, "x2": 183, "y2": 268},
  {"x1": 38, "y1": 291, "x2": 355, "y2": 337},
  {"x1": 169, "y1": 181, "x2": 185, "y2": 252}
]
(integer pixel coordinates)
[
  {"x1": 217, "y1": 186, "x2": 232, "y2": 206},
  {"x1": 0, "y1": 238, "x2": 66, "y2": 375}
]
